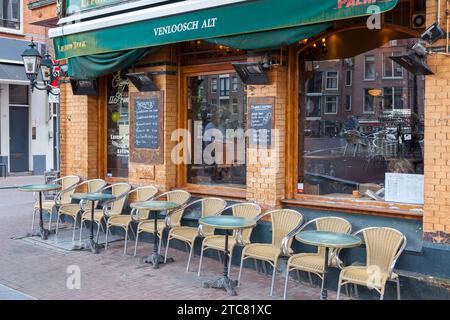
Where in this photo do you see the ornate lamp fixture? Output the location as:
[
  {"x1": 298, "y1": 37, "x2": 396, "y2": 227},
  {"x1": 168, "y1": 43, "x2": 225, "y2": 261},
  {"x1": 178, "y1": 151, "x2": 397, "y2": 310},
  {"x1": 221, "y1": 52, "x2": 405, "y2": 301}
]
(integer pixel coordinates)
[{"x1": 21, "y1": 40, "x2": 60, "y2": 96}]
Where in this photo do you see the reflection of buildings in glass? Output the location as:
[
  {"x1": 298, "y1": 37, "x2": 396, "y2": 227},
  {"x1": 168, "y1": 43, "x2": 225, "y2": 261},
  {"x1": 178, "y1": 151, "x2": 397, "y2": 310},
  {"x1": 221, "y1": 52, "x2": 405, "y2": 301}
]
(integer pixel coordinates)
[
  {"x1": 187, "y1": 73, "x2": 247, "y2": 187},
  {"x1": 106, "y1": 74, "x2": 130, "y2": 177},
  {"x1": 301, "y1": 39, "x2": 425, "y2": 196}
]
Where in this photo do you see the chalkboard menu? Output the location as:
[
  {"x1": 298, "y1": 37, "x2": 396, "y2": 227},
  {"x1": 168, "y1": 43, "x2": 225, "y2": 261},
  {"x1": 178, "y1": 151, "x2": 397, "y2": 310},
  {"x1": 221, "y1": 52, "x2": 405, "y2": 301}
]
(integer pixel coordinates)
[
  {"x1": 129, "y1": 91, "x2": 164, "y2": 165},
  {"x1": 134, "y1": 98, "x2": 159, "y2": 149},
  {"x1": 248, "y1": 97, "x2": 275, "y2": 147}
]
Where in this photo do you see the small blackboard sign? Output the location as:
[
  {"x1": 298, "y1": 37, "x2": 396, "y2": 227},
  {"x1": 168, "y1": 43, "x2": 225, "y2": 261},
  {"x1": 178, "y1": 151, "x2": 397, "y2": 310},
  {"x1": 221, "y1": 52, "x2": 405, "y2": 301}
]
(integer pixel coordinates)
[
  {"x1": 248, "y1": 97, "x2": 274, "y2": 147},
  {"x1": 134, "y1": 98, "x2": 159, "y2": 149}
]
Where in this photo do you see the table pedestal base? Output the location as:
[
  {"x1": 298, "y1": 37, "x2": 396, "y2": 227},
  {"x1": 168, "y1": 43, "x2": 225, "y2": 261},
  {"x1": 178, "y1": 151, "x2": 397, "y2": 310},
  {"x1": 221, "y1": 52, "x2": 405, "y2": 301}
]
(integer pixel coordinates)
[
  {"x1": 27, "y1": 227, "x2": 52, "y2": 240},
  {"x1": 72, "y1": 239, "x2": 102, "y2": 254},
  {"x1": 144, "y1": 254, "x2": 174, "y2": 269},
  {"x1": 203, "y1": 276, "x2": 238, "y2": 296}
]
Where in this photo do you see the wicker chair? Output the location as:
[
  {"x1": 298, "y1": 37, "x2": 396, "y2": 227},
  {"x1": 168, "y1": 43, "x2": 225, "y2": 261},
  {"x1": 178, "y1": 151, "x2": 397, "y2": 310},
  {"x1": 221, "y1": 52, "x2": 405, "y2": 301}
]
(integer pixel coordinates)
[
  {"x1": 133, "y1": 190, "x2": 191, "y2": 256},
  {"x1": 32, "y1": 175, "x2": 80, "y2": 232},
  {"x1": 237, "y1": 209, "x2": 304, "y2": 296},
  {"x1": 164, "y1": 198, "x2": 227, "y2": 272},
  {"x1": 197, "y1": 203, "x2": 261, "y2": 277},
  {"x1": 106, "y1": 186, "x2": 158, "y2": 254},
  {"x1": 55, "y1": 178, "x2": 106, "y2": 242},
  {"x1": 283, "y1": 217, "x2": 352, "y2": 300},
  {"x1": 336, "y1": 227, "x2": 407, "y2": 300},
  {"x1": 79, "y1": 183, "x2": 132, "y2": 243}
]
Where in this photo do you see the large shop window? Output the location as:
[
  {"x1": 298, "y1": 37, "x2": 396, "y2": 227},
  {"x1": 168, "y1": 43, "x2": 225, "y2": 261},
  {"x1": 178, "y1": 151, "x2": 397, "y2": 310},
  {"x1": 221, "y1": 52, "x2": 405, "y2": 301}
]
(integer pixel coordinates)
[
  {"x1": 106, "y1": 73, "x2": 129, "y2": 178},
  {"x1": 299, "y1": 38, "x2": 425, "y2": 205},
  {"x1": 187, "y1": 72, "x2": 247, "y2": 188},
  {"x1": 0, "y1": 0, "x2": 21, "y2": 31}
]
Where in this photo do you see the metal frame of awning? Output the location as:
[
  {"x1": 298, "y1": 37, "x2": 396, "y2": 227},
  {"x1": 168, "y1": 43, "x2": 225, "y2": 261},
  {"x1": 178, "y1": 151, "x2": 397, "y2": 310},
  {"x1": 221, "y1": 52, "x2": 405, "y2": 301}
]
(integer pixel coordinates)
[{"x1": 49, "y1": 0, "x2": 250, "y2": 38}]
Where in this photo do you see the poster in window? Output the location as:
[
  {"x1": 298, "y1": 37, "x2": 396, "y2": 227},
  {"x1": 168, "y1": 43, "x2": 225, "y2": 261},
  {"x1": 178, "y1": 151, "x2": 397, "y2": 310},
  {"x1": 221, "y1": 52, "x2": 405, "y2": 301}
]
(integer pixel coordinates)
[
  {"x1": 129, "y1": 91, "x2": 164, "y2": 164},
  {"x1": 385, "y1": 173, "x2": 424, "y2": 204}
]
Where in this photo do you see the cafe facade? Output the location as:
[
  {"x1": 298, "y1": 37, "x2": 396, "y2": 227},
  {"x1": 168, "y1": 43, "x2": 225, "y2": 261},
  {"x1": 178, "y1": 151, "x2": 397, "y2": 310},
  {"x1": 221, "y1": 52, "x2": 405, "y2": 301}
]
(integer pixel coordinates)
[{"x1": 43, "y1": 0, "x2": 449, "y2": 298}]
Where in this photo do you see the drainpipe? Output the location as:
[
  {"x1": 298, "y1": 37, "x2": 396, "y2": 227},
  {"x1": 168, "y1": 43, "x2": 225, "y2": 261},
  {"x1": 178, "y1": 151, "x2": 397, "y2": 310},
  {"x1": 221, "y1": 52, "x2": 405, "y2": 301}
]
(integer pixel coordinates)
[
  {"x1": 438, "y1": 0, "x2": 441, "y2": 25},
  {"x1": 446, "y1": 0, "x2": 449, "y2": 53}
]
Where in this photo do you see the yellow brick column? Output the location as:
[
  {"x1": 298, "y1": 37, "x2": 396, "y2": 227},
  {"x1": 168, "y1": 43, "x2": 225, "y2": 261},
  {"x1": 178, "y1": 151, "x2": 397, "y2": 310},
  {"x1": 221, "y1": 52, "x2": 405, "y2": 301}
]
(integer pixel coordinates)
[
  {"x1": 246, "y1": 61, "x2": 287, "y2": 209},
  {"x1": 128, "y1": 47, "x2": 178, "y2": 192},
  {"x1": 59, "y1": 81, "x2": 99, "y2": 180},
  {"x1": 423, "y1": 0, "x2": 450, "y2": 244}
]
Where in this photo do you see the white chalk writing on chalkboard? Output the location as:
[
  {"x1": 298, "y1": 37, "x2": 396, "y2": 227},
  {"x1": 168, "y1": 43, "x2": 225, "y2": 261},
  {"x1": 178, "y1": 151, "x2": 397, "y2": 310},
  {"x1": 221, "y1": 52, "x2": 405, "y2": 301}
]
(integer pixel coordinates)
[
  {"x1": 249, "y1": 104, "x2": 272, "y2": 146},
  {"x1": 134, "y1": 98, "x2": 159, "y2": 149}
]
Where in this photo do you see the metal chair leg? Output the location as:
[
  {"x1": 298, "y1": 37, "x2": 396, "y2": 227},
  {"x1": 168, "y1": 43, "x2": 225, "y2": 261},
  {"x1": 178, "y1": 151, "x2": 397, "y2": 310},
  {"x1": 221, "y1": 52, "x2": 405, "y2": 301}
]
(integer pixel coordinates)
[
  {"x1": 395, "y1": 278, "x2": 401, "y2": 300},
  {"x1": 79, "y1": 220, "x2": 84, "y2": 242},
  {"x1": 354, "y1": 284, "x2": 359, "y2": 299},
  {"x1": 48, "y1": 210, "x2": 53, "y2": 231},
  {"x1": 198, "y1": 247, "x2": 205, "y2": 277},
  {"x1": 186, "y1": 244, "x2": 194, "y2": 273},
  {"x1": 217, "y1": 250, "x2": 223, "y2": 264},
  {"x1": 345, "y1": 284, "x2": 350, "y2": 298},
  {"x1": 296, "y1": 270, "x2": 301, "y2": 282},
  {"x1": 164, "y1": 237, "x2": 171, "y2": 263},
  {"x1": 336, "y1": 282, "x2": 342, "y2": 300},
  {"x1": 283, "y1": 269, "x2": 290, "y2": 300},
  {"x1": 157, "y1": 232, "x2": 163, "y2": 255},
  {"x1": 31, "y1": 210, "x2": 36, "y2": 233},
  {"x1": 262, "y1": 261, "x2": 268, "y2": 275},
  {"x1": 72, "y1": 217, "x2": 77, "y2": 242},
  {"x1": 105, "y1": 225, "x2": 110, "y2": 250},
  {"x1": 270, "y1": 262, "x2": 277, "y2": 297},
  {"x1": 237, "y1": 256, "x2": 245, "y2": 287},
  {"x1": 134, "y1": 231, "x2": 140, "y2": 256},
  {"x1": 308, "y1": 272, "x2": 313, "y2": 286},
  {"x1": 253, "y1": 259, "x2": 259, "y2": 273},
  {"x1": 123, "y1": 227, "x2": 129, "y2": 255},
  {"x1": 55, "y1": 216, "x2": 61, "y2": 242},
  {"x1": 95, "y1": 222, "x2": 101, "y2": 243}
]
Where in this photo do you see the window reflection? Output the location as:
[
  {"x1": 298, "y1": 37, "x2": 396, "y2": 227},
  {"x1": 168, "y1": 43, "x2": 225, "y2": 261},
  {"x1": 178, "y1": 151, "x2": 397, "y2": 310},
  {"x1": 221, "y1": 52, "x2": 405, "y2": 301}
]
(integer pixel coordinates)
[
  {"x1": 187, "y1": 73, "x2": 247, "y2": 187},
  {"x1": 299, "y1": 38, "x2": 424, "y2": 203},
  {"x1": 106, "y1": 73, "x2": 129, "y2": 178}
]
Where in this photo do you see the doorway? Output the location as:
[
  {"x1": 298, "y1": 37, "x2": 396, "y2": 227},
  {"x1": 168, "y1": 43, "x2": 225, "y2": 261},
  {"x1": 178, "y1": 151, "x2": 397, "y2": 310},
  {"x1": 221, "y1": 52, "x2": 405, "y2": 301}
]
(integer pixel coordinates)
[{"x1": 9, "y1": 106, "x2": 29, "y2": 172}]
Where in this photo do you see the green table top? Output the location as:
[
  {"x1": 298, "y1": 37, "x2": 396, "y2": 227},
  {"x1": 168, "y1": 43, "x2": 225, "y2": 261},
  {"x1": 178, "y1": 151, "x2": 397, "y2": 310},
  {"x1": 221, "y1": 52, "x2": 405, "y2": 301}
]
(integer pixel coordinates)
[
  {"x1": 71, "y1": 192, "x2": 116, "y2": 202},
  {"x1": 199, "y1": 215, "x2": 256, "y2": 230},
  {"x1": 18, "y1": 184, "x2": 61, "y2": 192},
  {"x1": 295, "y1": 231, "x2": 362, "y2": 249},
  {"x1": 130, "y1": 200, "x2": 179, "y2": 211}
]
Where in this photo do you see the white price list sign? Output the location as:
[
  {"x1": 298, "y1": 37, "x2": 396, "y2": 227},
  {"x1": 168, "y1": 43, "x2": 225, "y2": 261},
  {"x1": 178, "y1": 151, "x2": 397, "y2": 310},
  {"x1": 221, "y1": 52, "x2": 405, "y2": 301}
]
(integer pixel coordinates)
[{"x1": 385, "y1": 173, "x2": 424, "y2": 205}]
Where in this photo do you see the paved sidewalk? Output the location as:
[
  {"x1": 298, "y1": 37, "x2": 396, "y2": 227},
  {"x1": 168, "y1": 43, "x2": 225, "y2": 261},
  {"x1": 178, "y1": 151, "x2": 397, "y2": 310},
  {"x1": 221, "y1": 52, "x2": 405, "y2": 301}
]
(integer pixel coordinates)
[{"x1": 0, "y1": 176, "x2": 334, "y2": 300}]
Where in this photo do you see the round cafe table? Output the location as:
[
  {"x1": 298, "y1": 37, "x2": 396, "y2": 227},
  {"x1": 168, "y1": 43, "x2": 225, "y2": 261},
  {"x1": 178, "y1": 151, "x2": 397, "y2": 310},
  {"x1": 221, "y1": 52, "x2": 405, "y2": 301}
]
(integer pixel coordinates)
[
  {"x1": 71, "y1": 192, "x2": 116, "y2": 254},
  {"x1": 295, "y1": 230, "x2": 361, "y2": 300},
  {"x1": 18, "y1": 184, "x2": 61, "y2": 240},
  {"x1": 130, "y1": 200, "x2": 180, "y2": 269},
  {"x1": 199, "y1": 215, "x2": 256, "y2": 296}
]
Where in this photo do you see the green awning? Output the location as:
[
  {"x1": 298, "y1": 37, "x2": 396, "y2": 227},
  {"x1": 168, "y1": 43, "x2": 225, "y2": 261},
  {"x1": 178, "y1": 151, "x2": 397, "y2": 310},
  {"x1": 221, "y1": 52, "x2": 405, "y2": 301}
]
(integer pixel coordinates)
[
  {"x1": 68, "y1": 47, "x2": 157, "y2": 79},
  {"x1": 206, "y1": 23, "x2": 331, "y2": 50},
  {"x1": 53, "y1": 0, "x2": 399, "y2": 60}
]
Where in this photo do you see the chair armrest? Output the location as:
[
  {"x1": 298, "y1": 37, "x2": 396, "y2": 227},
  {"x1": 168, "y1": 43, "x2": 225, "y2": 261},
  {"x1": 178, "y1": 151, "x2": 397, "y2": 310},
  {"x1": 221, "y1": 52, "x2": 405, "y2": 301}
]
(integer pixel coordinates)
[
  {"x1": 389, "y1": 236, "x2": 407, "y2": 276},
  {"x1": 281, "y1": 221, "x2": 304, "y2": 256}
]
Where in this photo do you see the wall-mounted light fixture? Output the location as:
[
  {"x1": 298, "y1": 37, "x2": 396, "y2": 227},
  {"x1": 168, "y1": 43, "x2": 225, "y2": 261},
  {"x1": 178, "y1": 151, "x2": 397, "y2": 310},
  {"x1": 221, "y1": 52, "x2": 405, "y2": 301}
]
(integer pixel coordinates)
[
  {"x1": 70, "y1": 79, "x2": 99, "y2": 96},
  {"x1": 126, "y1": 72, "x2": 159, "y2": 91},
  {"x1": 232, "y1": 62, "x2": 270, "y2": 85}
]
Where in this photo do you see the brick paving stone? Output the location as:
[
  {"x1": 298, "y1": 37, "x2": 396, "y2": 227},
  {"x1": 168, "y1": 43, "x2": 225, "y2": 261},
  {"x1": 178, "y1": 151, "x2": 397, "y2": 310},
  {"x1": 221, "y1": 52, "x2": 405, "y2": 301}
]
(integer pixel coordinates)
[{"x1": 0, "y1": 176, "x2": 343, "y2": 300}]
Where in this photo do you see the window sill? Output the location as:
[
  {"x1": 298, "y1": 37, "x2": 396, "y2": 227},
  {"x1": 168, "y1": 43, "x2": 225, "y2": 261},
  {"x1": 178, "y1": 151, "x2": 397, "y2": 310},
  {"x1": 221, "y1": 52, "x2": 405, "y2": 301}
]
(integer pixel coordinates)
[
  {"x1": 0, "y1": 28, "x2": 24, "y2": 36},
  {"x1": 282, "y1": 194, "x2": 423, "y2": 220},
  {"x1": 181, "y1": 183, "x2": 246, "y2": 200}
]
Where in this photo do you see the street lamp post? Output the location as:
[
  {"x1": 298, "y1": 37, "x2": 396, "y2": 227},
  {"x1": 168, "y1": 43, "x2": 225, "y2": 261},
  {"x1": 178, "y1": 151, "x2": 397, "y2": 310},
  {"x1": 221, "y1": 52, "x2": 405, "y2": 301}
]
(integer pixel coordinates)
[{"x1": 21, "y1": 40, "x2": 60, "y2": 96}]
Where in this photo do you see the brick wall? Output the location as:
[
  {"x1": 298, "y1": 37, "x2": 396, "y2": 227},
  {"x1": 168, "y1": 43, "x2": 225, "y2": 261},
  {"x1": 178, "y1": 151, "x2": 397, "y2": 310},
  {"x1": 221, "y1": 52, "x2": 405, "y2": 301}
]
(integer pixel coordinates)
[
  {"x1": 59, "y1": 82, "x2": 99, "y2": 181},
  {"x1": 423, "y1": 0, "x2": 450, "y2": 244},
  {"x1": 246, "y1": 59, "x2": 287, "y2": 209},
  {"x1": 128, "y1": 46, "x2": 178, "y2": 192}
]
